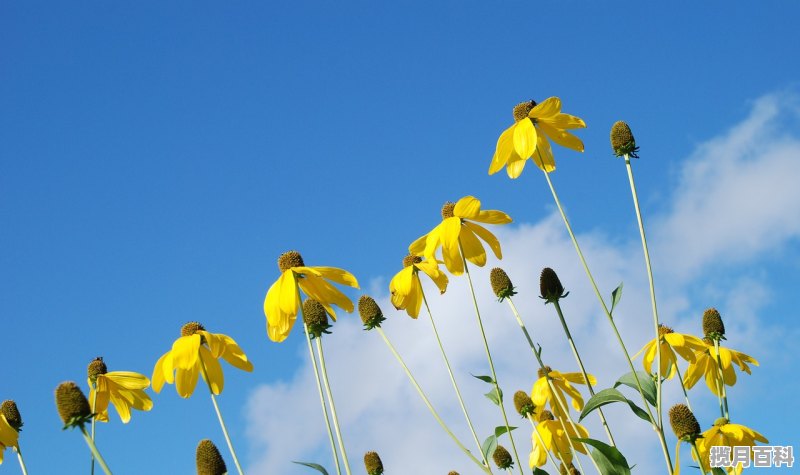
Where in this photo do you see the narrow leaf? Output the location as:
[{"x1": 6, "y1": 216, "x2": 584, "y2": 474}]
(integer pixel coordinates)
[
  {"x1": 472, "y1": 374, "x2": 496, "y2": 384},
  {"x1": 481, "y1": 434, "x2": 497, "y2": 462},
  {"x1": 579, "y1": 388, "x2": 651, "y2": 424},
  {"x1": 292, "y1": 461, "x2": 330, "y2": 475},
  {"x1": 614, "y1": 371, "x2": 658, "y2": 407},
  {"x1": 573, "y1": 437, "x2": 631, "y2": 475},
  {"x1": 494, "y1": 425, "x2": 517, "y2": 438},
  {"x1": 610, "y1": 282, "x2": 623, "y2": 315}
]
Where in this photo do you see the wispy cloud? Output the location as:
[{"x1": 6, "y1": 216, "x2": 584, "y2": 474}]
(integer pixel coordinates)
[{"x1": 244, "y1": 92, "x2": 800, "y2": 474}]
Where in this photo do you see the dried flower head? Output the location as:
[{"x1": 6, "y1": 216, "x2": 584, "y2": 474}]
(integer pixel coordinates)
[
  {"x1": 363, "y1": 451, "x2": 384, "y2": 475},
  {"x1": 196, "y1": 439, "x2": 227, "y2": 475},
  {"x1": 540, "y1": 267, "x2": 568, "y2": 303},
  {"x1": 493, "y1": 445, "x2": 514, "y2": 469},
  {"x1": 55, "y1": 381, "x2": 92, "y2": 428}
]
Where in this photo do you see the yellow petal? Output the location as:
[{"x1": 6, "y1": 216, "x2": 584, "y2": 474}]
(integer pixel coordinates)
[
  {"x1": 506, "y1": 155, "x2": 527, "y2": 178},
  {"x1": 408, "y1": 232, "x2": 428, "y2": 256},
  {"x1": 532, "y1": 133, "x2": 556, "y2": 172},
  {"x1": 90, "y1": 383, "x2": 111, "y2": 423},
  {"x1": 537, "y1": 121, "x2": 585, "y2": 152},
  {"x1": 104, "y1": 371, "x2": 150, "y2": 390},
  {"x1": 454, "y1": 195, "x2": 482, "y2": 219},
  {"x1": 418, "y1": 260, "x2": 448, "y2": 294},
  {"x1": 490, "y1": 125, "x2": 518, "y2": 175},
  {"x1": 277, "y1": 270, "x2": 299, "y2": 315},
  {"x1": 171, "y1": 335, "x2": 200, "y2": 370},
  {"x1": 441, "y1": 231, "x2": 465, "y2": 275},
  {"x1": 199, "y1": 347, "x2": 224, "y2": 395},
  {"x1": 460, "y1": 227, "x2": 487, "y2": 267},
  {"x1": 465, "y1": 222, "x2": 503, "y2": 259},
  {"x1": 548, "y1": 112, "x2": 586, "y2": 130},
  {"x1": 300, "y1": 266, "x2": 359, "y2": 289},
  {"x1": 300, "y1": 273, "x2": 354, "y2": 313},
  {"x1": 513, "y1": 118, "x2": 537, "y2": 159},
  {"x1": 175, "y1": 366, "x2": 200, "y2": 398},
  {"x1": 474, "y1": 209, "x2": 512, "y2": 225},
  {"x1": 530, "y1": 97, "x2": 561, "y2": 119},
  {"x1": 219, "y1": 334, "x2": 254, "y2": 372},
  {"x1": 391, "y1": 266, "x2": 415, "y2": 296}
]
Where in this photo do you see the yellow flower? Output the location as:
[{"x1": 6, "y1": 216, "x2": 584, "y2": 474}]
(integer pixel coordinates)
[
  {"x1": 489, "y1": 97, "x2": 586, "y2": 178},
  {"x1": 408, "y1": 196, "x2": 511, "y2": 276},
  {"x1": 693, "y1": 418, "x2": 768, "y2": 475},
  {"x1": 152, "y1": 322, "x2": 253, "y2": 398},
  {"x1": 633, "y1": 325, "x2": 706, "y2": 379},
  {"x1": 264, "y1": 250, "x2": 359, "y2": 342},
  {"x1": 531, "y1": 366, "x2": 596, "y2": 419},
  {"x1": 683, "y1": 341, "x2": 759, "y2": 396},
  {"x1": 529, "y1": 411, "x2": 588, "y2": 468},
  {"x1": 0, "y1": 414, "x2": 19, "y2": 465},
  {"x1": 389, "y1": 255, "x2": 448, "y2": 318}
]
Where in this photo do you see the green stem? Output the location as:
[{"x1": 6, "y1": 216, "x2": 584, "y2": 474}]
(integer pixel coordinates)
[
  {"x1": 668, "y1": 343, "x2": 694, "y2": 412},
  {"x1": 315, "y1": 337, "x2": 352, "y2": 475},
  {"x1": 540, "y1": 165, "x2": 674, "y2": 474},
  {"x1": 78, "y1": 425, "x2": 112, "y2": 475},
  {"x1": 625, "y1": 155, "x2": 665, "y2": 430},
  {"x1": 14, "y1": 445, "x2": 30, "y2": 475},
  {"x1": 90, "y1": 385, "x2": 97, "y2": 475},
  {"x1": 691, "y1": 440, "x2": 708, "y2": 474},
  {"x1": 505, "y1": 298, "x2": 597, "y2": 475},
  {"x1": 552, "y1": 300, "x2": 616, "y2": 447},
  {"x1": 375, "y1": 327, "x2": 491, "y2": 474},
  {"x1": 420, "y1": 284, "x2": 490, "y2": 470},
  {"x1": 458, "y1": 241, "x2": 523, "y2": 475},
  {"x1": 712, "y1": 340, "x2": 730, "y2": 420},
  {"x1": 526, "y1": 416, "x2": 563, "y2": 474},
  {"x1": 302, "y1": 319, "x2": 342, "y2": 475},
  {"x1": 199, "y1": 358, "x2": 245, "y2": 475}
]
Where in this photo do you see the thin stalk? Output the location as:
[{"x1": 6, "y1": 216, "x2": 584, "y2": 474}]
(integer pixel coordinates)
[
  {"x1": 712, "y1": 340, "x2": 730, "y2": 420},
  {"x1": 625, "y1": 155, "x2": 665, "y2": 430},
  {"x1": 78, "y1": 425, "x2": 112, "y2": 475},
  {"x1": 420, "y1": 284, "x2": 489, "y2": 469},
  {"x1": 505, "y1": 297, "x2": 598, "y2": 475},
  {"x1": 458, "y1": 242, "x2": 523, "y2": 475},
  {"x1": 14, "y1": 445, "x2": 29, "y2": 475},
  {"x1": 374, "y1": 327, "x2": 491, "y2": 474},
  {"x1": 667, "y1": 343, "x2": 694, "y2": 412},
  {"x1": 199, "y1": 358, "x2": 244, "y2": 475},
  {"x1": 526, "y1": 416, "x2": 563, "y2": 474},
  {"x1": 302, "y1": 321, "x2": 342, "y2": 475},
  {"x1": 552, "y1": 300, "x2": 616, "y2": 446},
  {"x1": 691, "y1": 440, "x2": 708, "y2": 474},
  {"x1": 315, "y1": 338, "x2": 352, "y2": 475},
  {"x1": 540, "y1": 163, "x2": 674, "y2": 474},
  {"x1": 90, "y1": 385, "x2": 97, "y2": 475}
]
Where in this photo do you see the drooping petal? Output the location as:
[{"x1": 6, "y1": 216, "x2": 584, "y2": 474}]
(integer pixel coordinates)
[
  {"x1": 490, "y1": 125, "x2": 518, "y2": 175},
  {"x1": 513, "y1": 118, "x2": 537, "y2": 159},
  {"x1": 277, "y1": 270, "x2": 299, "y2": 315},
  {"x1": 422, "y1": 222, "x2": 446, "y2": 259},
  {"x1": 454, "y1": 195, "x2": 482, "y2": 219},
  {"x1": 474, "y1": 209, "x2": 512, "y2": 225},
  {"x1": 441, "y1": 232, "x2": 465, "y2": 275},
  {"x1": 90, "y1": 381, "x2": 111, "y2": 423},
  {"x1": 151, "y1": 351, "x2": 173, "y2": 393},
  {"x1": 218, "y1": 334, "x2": 254, "y2": 372},
  {"x1": 531, "y1": 379, "x2": 549, "y2": 407},
  {"x1": 417, "y1": 260, "x2": 448, "y2": 294},
  {"x1": 390, "y1": 266, "x2": 415, "y2": 296},
  {"x1": 104, "y1": 371, "x2": 150, "y2": 390},
  {"x1": 460, "y1": 226, "x2": 487, "y2": 267},
  {"x1": 171, "y1": 335, "x2": 201, "y2": 371},
  {"x1": 537, "y1": 121, "x2": 585, "y2": 152},
  {"x1": 531, "y1": 133, "x2": 556, "y2": 172},
  {"x1": 264, "y1": 279, "x2": 287, "y2": 326},
  {"x1": 548, "y1": 112, "x2": 586, "y2": 130},
  {"x1": 299, "y1": 273, "x2": 355, "y2": 314},
  {"x1": 506, "y1": 155, "x2": 527, "y2": 179},
  {"x1": 466, "y1": 222, "x2": 503, "y2": 260},
  {"x1": 299, "y1": 266, "x2": 359, "y2": 289},
  {"x1": 0, "y1": 415, "x2": 19, "y2": 448},
  {"x1": 199, "y1": 347, "x2": 224, "y2": 395},
  {"x1": 174, "y1": 365, "x2": 200, "y2": 398},
  {"x1": 530, "y1": 97, "x2": 561, "y2": 119},
  {"x1": 107, "y1": 385, "x2": 133, "y2": 423}
]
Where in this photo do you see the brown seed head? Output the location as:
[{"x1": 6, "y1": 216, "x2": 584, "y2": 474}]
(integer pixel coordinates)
[
  {"x1": 55, "y1": 381, "x2": 91, "y2": 426},
  {"x1": 358, "y1": 295, "x2": 386, "y2": 330},
  {"x1": 181, "y1": 321, "x2": 206, "y2": 337},
  {"x1": 363, "y1": 451, "x2": 384, "y2": 475},
  {"x1": 0, "y1": 400, "x2": 22, "y2": 432},
  {"x1": 441, "y1": 201, "x2": 456, "y2": 219},
  {"x1": 658, "y1": 324, "x2": 674, "y2": 338},
  {"x1": 448, "y1": 472, "x2": 460, "y2": 475},
  {"x1": 513, "y1": 390, "x2": 535, "y2": 418},
  {"x1": 196, "y1": 439, "x2": 227, "y2": 475},
  {"x1": 493, "y1": 445, "x2": 513, "y2": 469},
  {"x1": 540, "y1": 267, "x2": 566, "y2": 303},
  {"x1": 303, "y1": 299, "x2": 329, "y2": 328},
  {"x1": 278, "y1": 250, "x2": 304, "y2": 272},
  {"x1": 702, "y1": 308, "x2": 726, "y2": 340},
  {"x1": 489, "y1": 267, "x2": 516, "y2": 300},
  {"x1": 403, "y1": 254, "x2": 422, "y2": 268},
  {"x1": 668, "y1": 404, "x2": 701, "y2": 441},
  {"x1": 610, "y1": 121, "x2": 639, "y2": 158},
  {"x1": 87, "y1": 357, "x2": 108, "y2": 385},
  {"x1": 513, "y1": 101, "x2": 536, "y2": 122}
]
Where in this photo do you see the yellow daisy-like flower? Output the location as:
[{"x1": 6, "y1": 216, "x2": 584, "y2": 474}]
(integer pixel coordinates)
[
  {"x1": 529, "y1": 411, "x2": 588, "y2": 468},
  {"x1": 490, "y1": 97, "x2": 586, "y2": 178},
  {"x1": 264, "y1": 250, "x2": 359, "y2": 342},
  {"x1": 152, "y1": 322, "x2": 253, "y2": 398},
  {"x1": 693, "y1": 418, "x2": 768, "y2": 475},
  {"x1": 408, "y1": 196, "x2": 511, "y2": 276},
  {"x1": 87, "y1": 357, "x2": 153, "y2": 424},
  {"x1": 683, "y1": 341, "x2": 759, "y2": 396},
  {"x1": 389, "y1": 254, "x2": 448, "y2": 318},
  {"x1": 531, "y1": 366, "x2": 596, "y2": 419},
  {"x1": 633, "y1": 324, "x2": 706, "y2": 379},
  {"x1": 0, "y1": 414, "x2": 19, "y2": 465}
]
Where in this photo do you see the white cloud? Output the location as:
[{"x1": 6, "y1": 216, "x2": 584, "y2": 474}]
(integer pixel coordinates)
[{"x1": 244, "y1": 92, "x2": 800, "y2": 474}]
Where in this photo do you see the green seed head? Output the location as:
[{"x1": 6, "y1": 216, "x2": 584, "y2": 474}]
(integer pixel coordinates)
[
  {"x1": 610, "y1": 121, "x2": 639, "y2": 158},
  {"x1": 441, "y1": 201, "x2": 456, "y2": 219},
  {"x1": 55, "y1": 381, "x2": 92, "y2": 428},
  {"x1": 513, "y1": 101, "x2": 536, "y2": 122},
  {"x1": 363, "y1": 451, "x2": 384, "y2": 475},
  {"x1": 493, "y1": 445, "x2": 514, "y2": 469},
  {"x1": 513, "y1": 390, "x2": 535, "y2": 418},
  {"x1": 278, "y1": 250, "x2": 304, "y2": 272},
  {"x1": 196, "y1": 439, "x2": 227, "y2": 475},
  {"x1": 403, "y1": 254, "x2": 422, "y2": 268},
  {"x1": 358, "y1": 295, "x2": 386, "y2": 330},
  {"x1": 0, "y1": 400, "x2": 22, "y2": 432},
  {"x1": 538, "y1": 365, "x2": 552, "y2": 380},
  {"x1": 489, "y1": 267, "x2": 517, "y2": 301},
  {"x1": 87, "y1": 357, "x2": 108, "y2": 385},
  {"x1": 303, "y1": 299, "x2": 332, "y2": 339},
  {"x1": 181, "y1": 321, "x2": 205, "y2": 337},
  {"x1": 668, "y1": 404, "x2": 701, "y2": 441},
  {"x1": 540, "y1": 267, "x2": 568, "y2": 303},
  {"x1": 702, "y1": 308, "x2": 726, "y2": 340}
]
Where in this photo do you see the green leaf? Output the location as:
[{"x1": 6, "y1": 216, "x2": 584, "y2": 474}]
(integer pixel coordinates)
[
  {"x1": 610, "y1": 282, "x2": 623, "y2": 315},
  {"x1": 481, "y1": 434, "x2": 497, "y2": 462},
  {"x1": 532, "y1": 468, "x2": 550, "y2": 475},
  {"x1": 614, "y1": 371, "x2": 658, "y2": 407},
  {"x1": 573, "y1": 437, "x2": 631, "y2": 475},
  {"x1": 472, "y1": 374, "x2": 496, "y2": 384},
  {"x1": 494, "y1": 425, "x2": 517, "y2": 438},
  {"x1": 484, "y1": 386, "x2": 503, "y2": 405},
  {"x1": 292, "y1": 461, "x2": 330, "y2": 475},
  {"x1": 579, "y1": 388, "x2": 651, "y2": 424}
]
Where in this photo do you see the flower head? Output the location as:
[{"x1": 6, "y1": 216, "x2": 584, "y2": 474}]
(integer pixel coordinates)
[
  {"x1": 513, "y1": 390, "x2": 535, "y2": 418},
  {"x1": 409, "y1": 196, "x2": 512, "y2": 276},
  {"x1": 633, "y1": 324, "x2": 706, "y2": 379},
  {"x1": 389, "y1": 254, "x2": 448, "y2": 318},
  {"x1": 702, "y1": 308, "x2": 726, "y2": 341},
  {"x1": 490, "y1": 267, "x2": 517, "y2": 301},
  {"x1": 152, "y1": 322, "x2": 253, "y2": 398},
  {"x1": 264, "y1": 250, "x2": 359, "y2": 342},
  {"x1": 196, "y1": 439, "x2": 227, "y2": 475},
  {"x1": 55, "y1": 381, "x2": 93, "y2": 429},
  {"x1": 668, "y1": 404, "x2": 701, "y2": 442},
  {"x1": 493, "y1": 445, "x2": 514, "y2": 470},
  {"x1": 0, "y1": 401, "x2": 22, "y2": 433},
  {"x1": 683, "y1": 341, "x2": 758, "y2": 395},
  {"x1": 531, "y1": 366, "x2": 596, "y2": 419},
  {"x1": 363, "y1": 451, "x2": 384, "y2": 475},
  {"x1": 693, "y1": 418, "x2": 768, "y2": 475},
  {"x1": 529, "y1": 410, "x2": 588, "y2": 468},
  {"x1": 87, "y1": 357, "x2": 153, "y2": 423},
  {"x1": 0, "y1": 402, "x2": 20, "y2": 465},
  {"x1": 610, "y1": 121, "x2": 639, "y2": 158},
  {"x1": 490, "y1": 97, "x2": 586, "y2": 178},
  {"x1": 303, "y1": 298, "x2": 333, "y2": 338},
  {"x1": 358, "y1": 295, "x2": 386, "y2": 330},
  {"x1": 540, "y1": 267, "x2": 568, "y2": 304}
]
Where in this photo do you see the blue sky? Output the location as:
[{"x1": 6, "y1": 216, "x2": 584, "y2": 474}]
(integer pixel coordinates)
[{"x1": 2, "y1": 2, "x2": 799, "y2": 474}]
